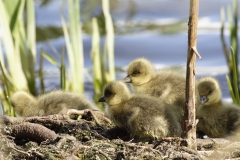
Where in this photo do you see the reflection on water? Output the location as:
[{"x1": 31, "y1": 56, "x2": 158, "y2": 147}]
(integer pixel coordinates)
[{"x1": 35, "y1": 0, "x2": 239, "y2": 101}]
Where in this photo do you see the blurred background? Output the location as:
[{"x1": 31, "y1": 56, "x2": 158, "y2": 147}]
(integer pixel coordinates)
[
  {"x1": 35, "y1": 0, "x2": 239, "y2": 100},
  {"x1": 0, "y1": 0, "x2": 239, "y2": 115}
]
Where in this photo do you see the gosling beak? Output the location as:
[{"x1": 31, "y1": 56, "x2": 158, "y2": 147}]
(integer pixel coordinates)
[
  {"x1": 200, "y1": 95, "x2": 208, "y2": 104},
  {"x1": 124, "y1": 75, "x2": 132, "y2": 83},
  {"x1": 98, "y1": 96, "x2": 105, "y2": 102}
]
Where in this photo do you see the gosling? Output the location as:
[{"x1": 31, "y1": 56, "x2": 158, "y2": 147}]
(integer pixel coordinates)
[
  {"x1": 124, "y1": 58, "x2": 187, "y2": 123},
  {"x1": 196, "y1": 77, "x2": 240, "y2": 138},
  {"x1": 10, "y1": 90, "x2": 99, "y2": 117},
  {"x1": 98, "y1": 81, "x2": 182, "y2": 141}
]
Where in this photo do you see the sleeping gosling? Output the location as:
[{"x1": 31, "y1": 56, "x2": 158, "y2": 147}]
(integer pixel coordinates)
[
  {"x1": 196, "y1": 77, "x2": 240, "y2": 138},
  {"x1": 124, "y1": 58, "x2": 187, "y2": 124},
  {"x1": 10, "y1": 90, "x2": 99, "y2": 117},
  {"x1": 98, "y1": 81, "x2": 182, "y2": 141}
]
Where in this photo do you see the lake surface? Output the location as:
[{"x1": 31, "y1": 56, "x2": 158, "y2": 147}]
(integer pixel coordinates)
[{"x1": 35, "y1": 0, "x2": 240, "y2": 101}]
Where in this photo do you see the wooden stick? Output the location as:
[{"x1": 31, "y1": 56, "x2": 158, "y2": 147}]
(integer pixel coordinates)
[{"x1": 182, "y1": 0, "x2": 199, "y2": 150}]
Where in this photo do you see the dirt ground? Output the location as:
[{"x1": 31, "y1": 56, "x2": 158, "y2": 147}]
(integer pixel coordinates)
[{"x1": 0, "y1": 109, "x2": 240, "y2": 160}]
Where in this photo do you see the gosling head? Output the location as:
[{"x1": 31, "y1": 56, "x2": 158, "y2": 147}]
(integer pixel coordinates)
[
  {"x1": 124, "y1": 58, "x2": 155, "y2": 86},
  {"x1": 98, "y1": 81, "x2": 131, "y2": 105},
  {"x1": 197, "y1": 77, "x2": 221, "y2": 106}
]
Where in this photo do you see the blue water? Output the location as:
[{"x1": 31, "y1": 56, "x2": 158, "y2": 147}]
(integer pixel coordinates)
[{"x1": 35, "y1": 0, "x2": 240, "y2": 101}]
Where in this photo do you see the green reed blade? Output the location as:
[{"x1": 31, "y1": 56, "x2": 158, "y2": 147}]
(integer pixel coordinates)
[
  {"x1": 232, "y1": 0, "x2": 238, "y2": 64},
  {"x1": 60, "y1": 11, "x2": 75, "y2": 90},
  {"x1": 1, "y1": 101, "x2": 4, "y2": 115},
  {"x1": 60, "y1": 46, "x2": 66, "y2": 90},
  {"x1": 102, "y1": 0, "x2": 115, "y2": 82},
  {"x1": 0, "y1": 61, "x2": 14, "y2": 116},
  {"x1": 39, "y1": 48, "x2": 45, "y2": 94},
  {"x1": 0, "y1": 33, "x2": 9, "y2": 80},
  {"x1": 226, "y1": 75, "x2": 237, "y2": 104},
  {"x1": 221, "y1": 0, "x2": 239, "y2": 105},
  {"x1": 91, "y1": 18, "x2": 103, "y2": 93},
  {"x1": 41, "y1": 50, "x2": 60, "y2": 67},
  {"x1": 61, "y1": 0, "x2": 84, "y2": 92},
  {"x1": 68, "y1": 0, "x2": 84, "y2": 92},
  {"x1": 9, "y1": 0, "x2": 22, "y2": 32},
  {"x1": 220, "y1": 7, "x2": 230, "y2": 64},
  {"x1": 27, "y1": 0, "x2": 36, "y2": 61},
  {"x1": 0, "y1": 0, "x2": 28, "y2": 91},
  {"x1": 26, "y1": 0, "x2": 37, "y2": 94},
  {"x1": 230, "y1": 47, "x2": 240, "y2": 104}
]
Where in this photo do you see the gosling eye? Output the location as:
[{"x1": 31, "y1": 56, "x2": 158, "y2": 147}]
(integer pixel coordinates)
[
  {"x1": 208, "y1": 89, "x2": 213, "y2": 94},
  {"x1": 132, "y1": 71, "x2": 140, "y2": 76},
  {"x1": 104, "y1": 90, "x2": 113, "y2": 97}
]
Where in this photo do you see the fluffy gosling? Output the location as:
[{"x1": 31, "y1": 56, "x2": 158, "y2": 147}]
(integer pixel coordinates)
[
  {"x1": 196, "y1": 77, "x2": 240, "y2": 138},
  {"x1": 98, "y1": 81, "x2": 182, "y2": 141},
  {"x1": 10, "y1": 90, "x2": 99, "y2": 117},
  {"x1": 124, "y1": 58, "x2": 186, "y2": 123}
]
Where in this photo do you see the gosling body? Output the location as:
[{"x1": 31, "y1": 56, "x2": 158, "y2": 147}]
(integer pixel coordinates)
[
  {"x1": 124, "y1": 58, "x2": 187, "y2": 123},
  {"x1": 10, "y1": 91, "x2": 39, "y2": 117},
  {"x1": 10, "y1": 90, "x2": 99, "y2": 117},
  {"x1": 98, "y1": 81, "x2": 182, "y2": 140},
  {"x1": 196, "y1": 77, "x2": 240, "y2": 138}
]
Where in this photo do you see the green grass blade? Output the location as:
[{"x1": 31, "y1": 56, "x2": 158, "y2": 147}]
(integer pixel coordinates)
[
  {"x1": 91, "y1": 18, "x2": 104, "y2": 110},
  {"x1": 6, "y1": 0, "x2": 37, "y2": 95},
  {"x1": 0, "y1": 61, "x2": 10, "y2": 96},
  {"x1": 9, "y1": 0, "x2": 22, "y2": 32},
  {"x1": 0, "y1": 0, "x2": 28, "y2": 91},
  {"x1": 67, "y1": 0, "x2": 84, "y2": 92},
  {"x1": 61, "y1": 0, "x2": 84, "y2": 92},
  {"x1": 26, "y1": 0, "x2": 37, "y2": 95},
  {"x1": 230, "y1": 47, "x2": 240, "y2": 104},
  {"x1": 232, "y1": 0, "x2": 238, "y2": 65},
  {"x1": 60, "y1": 46, "x2": 66, "y2": 90},
  {"x1": 227, "y1": 5, "x2": 232, "y2": 36},
  {"x1": 226, "y1": 75, "x2": 237, "y2": 103},
  {"x1": 102, "y1": 0, "x2": 115, "y2": 82},
  {"x1": 0, "y1": 61, "x2": 13, "y2": 116},
  {"x1": 102, "y1": 34, "x2": 109, "y2": 83},
  {"x1": 0, "y1": 33, "x2": 11, "y2": 81},
  {"x1": 41, "y1": 50, "x2": 60, "y2": 67},
  {"x1": 60, "y1": 11, "x2": 75, "y2": 91},
  {"x1": 27, "y1": 0, "x2": 36, "y2": 61},
  {"x1": 221, "y1": 0, "x2": 239, "y2": 105},
  {"x1": 220, "y1": 7, "x2": 230, "y2": 64},
  {"x1": 39, "y1": 48, "x2": 45, "y2": 94},
  {"x1": 1, "y1": 101, "x2": 4, "y2": 115},
  {"x1": 91, "y1": 18, "x2": 103, "y2": 93}
]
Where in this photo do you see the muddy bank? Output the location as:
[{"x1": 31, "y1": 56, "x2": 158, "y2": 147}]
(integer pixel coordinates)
[{"x1": 0, "y1": 109, "x2": 240, "y2": 160}]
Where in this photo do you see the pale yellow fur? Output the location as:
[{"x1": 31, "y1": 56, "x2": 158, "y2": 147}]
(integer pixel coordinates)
[
  {"x1": 196, "y1": 77, "x2": 240, "y2": 138},
  {"x1": 10, "y1": 90, "x2": 99, "y2": 117},
  {"x1": 125, "y1": 58, "x2": 187, "y2": 125},
  {"x1": 100, "y1": 81, "x2": 182, "y2": 140}
]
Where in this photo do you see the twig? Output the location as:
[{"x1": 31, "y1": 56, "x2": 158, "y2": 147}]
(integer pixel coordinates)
[
  {"x1": 9, "y1": 146, "x2": 30, "y2": 156},
  {"x1": 91, "y1": 130, "x2": 108, "y2": 140},
  {"x1": 89, "y1": 110, "x2": 102, "y2": 126},
  {"x1": 0, "y1": 109, "x2": 111, "y2": 127},
  {"x1": 192, "y1": 47, "x2": 202, "y2": 60},
  {"x1": 0, "y1": 132, "x2": 14, "y2": 140},
  {"x1": 32, "y1": 151, "x2": 45, "y2": 158}
]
